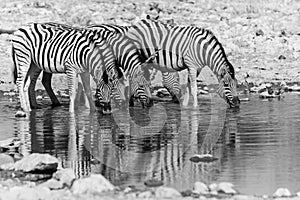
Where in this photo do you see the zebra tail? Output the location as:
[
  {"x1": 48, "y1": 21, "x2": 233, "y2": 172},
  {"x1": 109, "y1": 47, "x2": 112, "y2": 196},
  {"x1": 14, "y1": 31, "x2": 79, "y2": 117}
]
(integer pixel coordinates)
[{"x1": 11, "y1": 47, "x2": 18, "y2": 84}]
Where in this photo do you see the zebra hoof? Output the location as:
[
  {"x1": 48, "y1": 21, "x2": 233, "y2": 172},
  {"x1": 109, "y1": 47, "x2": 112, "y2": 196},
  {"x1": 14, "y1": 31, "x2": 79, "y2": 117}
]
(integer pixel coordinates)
[{"x1": 15, "y1": 110, "x2": 26, "y2": 118}]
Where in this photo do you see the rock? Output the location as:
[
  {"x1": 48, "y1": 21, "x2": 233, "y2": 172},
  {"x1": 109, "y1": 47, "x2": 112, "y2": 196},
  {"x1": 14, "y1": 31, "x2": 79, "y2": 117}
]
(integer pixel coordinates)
[
  {"x1": 287, "y1": 84, "x2": 300, "y2": 91},
  {"x1": 144, "y1": 179, "x2": 163, "y2": 187},
  {"x1": 273, "y1": 188, "x2": 291, "y2": 197},
  {"x1": 71, "y1": 174, "x2": 114, "y2": 195},
  {"x1": 0, "y1": 138, "x2": 21, "y2": 152},
  {"x1": 209, "y1": 183, "x2": 218, "y2": 193},
  {"x1": 13, "y1": 153, "x2": 59, "y2": 173},
  {"x1": 239, "y1": 98, "x2": 250, "y2": 101},
  {"x1": 193, "y1": 182, "x2": 209, "y2": 194},
  {"x1": 138, "y1": 190, "x2": 153, "y2": 198},
  {"x1": 52, "y1": 168, "x2": 76, "y2": 187},
  {"x1": 197, "y1": 89, "x2": 209, "y2": 95},
  {"x1": 181, "y1": 189, "x2": 193, "y2": 197},
  {"x1": 233, "y1": 194, "x2": 253, "y2": 200},
  {"x1": 155, "y1": 186, "x2": 182, "y2": 199},
  {"x1": 259, "y1": 91, "x2": 280, "y2": 98},
  {"x1": 217, "y1": 182, "x2": 237, "y2": 194},
  {"x1": 189, "y1": 154, "x2": 218, "y2": 163},
  {"x1": 297, "y1": 191, "x2": 300, "y2": 197},
  {"x1": 39, "y1": 179, "x2": 64, "y2": 190},
  {"x1": 15, "y1": 110, "x2": 26, "y2": 118},
  {"x1": 278, "y1": 55, "x2": 286, "y2": 60},
  {"x1": 0, "y1": 162, "x2": 14, "y2": 171},
  {"x1": 0, "y1": 154, "x2": 14, "y2": 166},
  {"x1": 256, "y1": 29, "x2": 264, "y2": 36},
  {"x1": 0, "y1": 186, "x2": 52, "y2": 200}
]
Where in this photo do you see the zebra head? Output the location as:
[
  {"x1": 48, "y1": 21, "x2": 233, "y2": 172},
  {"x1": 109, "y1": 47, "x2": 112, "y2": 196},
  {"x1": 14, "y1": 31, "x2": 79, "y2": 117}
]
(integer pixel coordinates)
[
  {"x1": 95, "y1": 70, "x2": 125, "y2": 114},
  {"x1": 129, "y1": 69, "x2": 153, "y2": 108},
  {"x1": 216, "y1": 65, "x2": 240, "y2": 108}
]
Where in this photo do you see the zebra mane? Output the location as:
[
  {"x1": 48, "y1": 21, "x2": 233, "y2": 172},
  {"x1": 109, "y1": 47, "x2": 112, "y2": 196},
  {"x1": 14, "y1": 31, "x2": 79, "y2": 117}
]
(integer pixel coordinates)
[{"x1": 201, "y1": 28, "x2": 235, "y2": 78}]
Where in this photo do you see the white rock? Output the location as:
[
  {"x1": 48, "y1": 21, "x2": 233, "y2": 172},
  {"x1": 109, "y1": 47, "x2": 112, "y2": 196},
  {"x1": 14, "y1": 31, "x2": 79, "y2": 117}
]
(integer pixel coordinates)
[
  {"x1": 0, "y1": 154, "x2": 14, "y2": 166},
  {"x1": 39, "y1": 179, "x2": 64, "y2": 190},
  {"x1": 13, "y1": 153, "x2": 59, "y2": 172},
  {"x1": 296, "y1": 191, "x2": 300, "y2": 197},
  {"x1": 193, "y1": 182, "x2": 209, "y2": 194},
  {"x1": 0, "y1": 163, "x2": 14, "y2": 171},
  {"x1": 273, "y1": 188, "x2": 291, "y2": 197},
  {"x1": 0, "y1": 186, "x2": 52, "y2": 200},
  {"x1": 217, "y1": 182, "x2": 237, "y2": 194},
  {"x1": 209, "y1": 183, "x2": 218, "y2": 193},
  {"x1": 138, "y1": 190, "x2": 153, "y2": 198},
  {"x1": 15, "y1": 110, "x2": 26, "y2": 117},
  {"x1": 71, "y1": 174, "x2": 114, "y2": 195},
  {"x1": 155, "y1": 186, "x2": 182, "y2": 199},
  {"x1": 52, "y1": 168, "x2": 76, "y2": 187}
]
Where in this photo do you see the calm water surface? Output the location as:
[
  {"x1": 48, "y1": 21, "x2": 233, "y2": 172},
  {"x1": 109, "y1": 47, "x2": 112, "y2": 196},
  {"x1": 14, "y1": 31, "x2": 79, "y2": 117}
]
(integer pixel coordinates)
[{"x1": 1, "y1": 92, "x2": 300, "y2": 195}]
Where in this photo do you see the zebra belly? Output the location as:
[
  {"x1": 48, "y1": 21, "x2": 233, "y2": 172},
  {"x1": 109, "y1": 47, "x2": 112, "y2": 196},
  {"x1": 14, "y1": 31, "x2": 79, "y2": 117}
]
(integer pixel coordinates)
[{"x1": 146, "y1": 50, "x2": 185, "y2": 73}]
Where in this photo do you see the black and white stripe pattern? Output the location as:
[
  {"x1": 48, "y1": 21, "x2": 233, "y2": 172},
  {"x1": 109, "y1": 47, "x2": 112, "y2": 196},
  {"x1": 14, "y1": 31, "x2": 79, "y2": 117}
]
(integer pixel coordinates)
[
  {"x1": 35, "y1": 23, "x2": 152, "y2": 109},
  {"x1": 88, "y1": 24, "x2": 182, "y2": 104},
  {"x1": 126, "y1": 18, "x2": 240, "y2": 108},
  {"x1": 12, "y1": 23, "x2": 121, "y2": 114}
]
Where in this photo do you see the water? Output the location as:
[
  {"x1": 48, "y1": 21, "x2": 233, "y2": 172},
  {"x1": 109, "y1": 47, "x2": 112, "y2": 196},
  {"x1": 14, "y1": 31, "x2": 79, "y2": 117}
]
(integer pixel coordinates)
[{"x1": 1, "y1": 92, "x2": 300, "y2": 195}]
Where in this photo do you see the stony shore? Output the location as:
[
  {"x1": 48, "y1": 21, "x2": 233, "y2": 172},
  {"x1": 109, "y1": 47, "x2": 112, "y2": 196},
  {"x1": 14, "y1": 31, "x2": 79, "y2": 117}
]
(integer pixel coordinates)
[
  {"x1": 0, "y1": 0, "x2": 300, "y2": 92},
  {"x1": 0, "y1": 1, "x2": 300, "y2": 199},
  {"x1": 1, "y1": 153, "x2": 300, "y2": 200}
]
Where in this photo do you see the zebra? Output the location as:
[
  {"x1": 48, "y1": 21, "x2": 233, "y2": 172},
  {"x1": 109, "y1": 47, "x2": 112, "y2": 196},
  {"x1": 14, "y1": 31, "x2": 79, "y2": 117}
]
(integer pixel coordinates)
[
  {"x1": 125, "y1": 18, "x2": 240, "y2": 108},
  {"x1": 33, "y1": 22, "x2": 153, "y2": 109},
  {"x1": 87, "y1": 24, "x2": 182, "y2": 104},
  {"x1": 11, "y1": 23, "x2": 123, "y2": 116}
]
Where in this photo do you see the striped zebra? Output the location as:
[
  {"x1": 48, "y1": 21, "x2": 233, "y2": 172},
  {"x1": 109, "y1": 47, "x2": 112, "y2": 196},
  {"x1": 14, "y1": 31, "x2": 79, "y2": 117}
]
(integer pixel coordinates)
[
  {"x1": 35, "y1": 22, "x2": 153, "y2": 109},
  {"x1": 12, "y1": 23, "x2": 123, "y2": 115},
  {"x1": 87, "y1": 24, "x2": 182, "y2": 104},
  {"x1": 125, "y1": 18, "x2": 240, "y2": 108}
]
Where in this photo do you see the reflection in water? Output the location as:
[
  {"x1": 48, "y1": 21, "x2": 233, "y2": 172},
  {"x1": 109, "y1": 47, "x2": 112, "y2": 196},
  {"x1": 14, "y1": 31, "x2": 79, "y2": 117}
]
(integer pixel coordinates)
[{"x1": 7, "y1": 94, "x2": 300, "y2": 195}]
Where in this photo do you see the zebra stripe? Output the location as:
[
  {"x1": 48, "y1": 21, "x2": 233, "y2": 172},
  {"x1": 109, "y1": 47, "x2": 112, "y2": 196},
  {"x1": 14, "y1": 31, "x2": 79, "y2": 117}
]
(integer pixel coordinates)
[
  {"x1": 87, "y1": 24, "x2": 153, "y2": 107},
  {"x1": 35, "y1": 23, "x2": 152, "y2": 109},
  {"x1": 12, "y1": 23, "x2": 120, "y2": 114},
  {"x1": 126, "y1": 18, "x2": 240, "y2": 108},
  {"x1": 88, "y1": 24, "x2": 182, "y2": 104}
]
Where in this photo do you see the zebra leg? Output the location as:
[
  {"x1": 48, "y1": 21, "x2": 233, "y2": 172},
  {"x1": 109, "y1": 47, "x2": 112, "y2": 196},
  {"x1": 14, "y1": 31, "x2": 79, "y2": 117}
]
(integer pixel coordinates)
[
  {"x1": 28, "y1": 64, "x2": 42, "y2": 109},
  {"x1": 189, "y1": 67, "x2": 198, "y2": 108},
  {"x1": 182, "y1": 78, "x2": 190, "y2": 107},
  {"x1": 80, "y1": 72, "x2": 96, "y2": 112},
  {"x1": 41, "y1": 72, "x2": 61, "y2": 107},
  {"x1": 66, "y1": 69, "x2": 78, "y2": 113}
]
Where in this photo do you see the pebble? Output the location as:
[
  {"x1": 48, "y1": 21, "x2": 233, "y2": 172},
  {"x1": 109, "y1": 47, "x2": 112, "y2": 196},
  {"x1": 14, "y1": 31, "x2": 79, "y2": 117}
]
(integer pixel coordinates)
[
  {"x1": 39, "y1": 179, "x2": 64, "y2": 190},
  {"x1": 209, "y1": 183, "x2": 218, "y2": 193},
  {"x1": 273, "y1": 188, "x2": 291, "y2": 197},
  {"x1": 155, "y1": 186, "x2": 182, "y2": 199},
  {"x1": 193, "y1": 182, "x2": 209, "y2": 194},
  {"x1": 0, "y1": 137, "x2": 21, "y2": 152},
  {"x1": 52, "y1": 168, "x2": 76, "y2": 188},
  {"x1": 144, "y1": 179, "x2": 163, "y2": 187},
  {"x1": 217, "y1": 182, "x2": 237, "y2": 194},
  {"x1": 239, "y1": 97, "x2": 250, "y2": 101},
  {"x1": 36, "y1": 95, "x2": 43, "y2": 100},
  {"x1": 15, "y1": 110, "x2": 26, "y2": 118},
  {"x1": 0, "y1": 154, "x2": 14, "y2": 166},
  {"x1": 71, "y1": 174, "x2": 114, "y2": 195},
  {"x1": 138, "y1": 190, "x2": 153, "y2": 198},
  {"x1": 189, "y1": 154, "x2": 218, "y2": 163}
]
